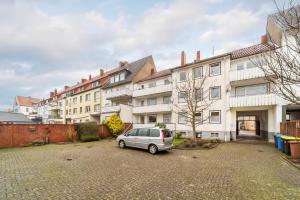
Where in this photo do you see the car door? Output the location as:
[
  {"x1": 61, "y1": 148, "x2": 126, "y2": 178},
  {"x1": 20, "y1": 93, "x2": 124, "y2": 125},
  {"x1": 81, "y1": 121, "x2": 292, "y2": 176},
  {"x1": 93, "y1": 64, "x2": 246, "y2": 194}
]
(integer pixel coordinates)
[
  {"x1": 125, "y1": 129, "x2": 138, "y2": 147},
  {"x1": 135, "y1": 128, "x2": 149, "y2": 149}
]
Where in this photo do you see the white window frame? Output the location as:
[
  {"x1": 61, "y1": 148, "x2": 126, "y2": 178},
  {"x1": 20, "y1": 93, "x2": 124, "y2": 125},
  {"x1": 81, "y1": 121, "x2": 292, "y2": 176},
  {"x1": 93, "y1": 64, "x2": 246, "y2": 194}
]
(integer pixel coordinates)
[
  {"x1": 210, "y1": 110, "x2": 221, "y2": 124},
  {"x1": 210, "y1": 86, "x2": 221, "y2": 99},
  {"x1": 179, "y1": 71, "x2": 186, "y2": 81},
  {"x1": 209, "y1": 63, "x2": 221, "y2": 76}
]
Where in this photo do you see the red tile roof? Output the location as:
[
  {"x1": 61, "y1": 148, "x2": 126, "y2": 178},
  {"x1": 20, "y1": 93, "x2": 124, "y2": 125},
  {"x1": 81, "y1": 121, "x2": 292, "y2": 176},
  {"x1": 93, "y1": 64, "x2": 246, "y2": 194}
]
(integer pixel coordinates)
[
  {"x1": 137, "y1": 69, "x2": 171, "y2": 83},
  {"x1": 231, "y1": 43, "x2": 275, "y2": 60},
  {"x1": 16, "y1": 96, "x2": 41, "y2": 107}
]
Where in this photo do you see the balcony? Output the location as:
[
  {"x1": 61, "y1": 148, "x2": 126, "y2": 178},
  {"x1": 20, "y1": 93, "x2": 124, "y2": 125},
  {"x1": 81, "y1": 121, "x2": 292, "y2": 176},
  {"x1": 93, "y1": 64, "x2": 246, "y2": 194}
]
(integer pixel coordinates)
[
  {"x1": 133, "y1": 123, "x2": 175, "y2": 130},
  {"x1": 48, "y1": 115, "x2": 63, "y2": 119},
  {"x1": 48, "y1": 105, "x2": 61, "y2": 111},
  {"x1": 101, "y1": 105, "x2": 121, "y2": 114},
  {"x1": 229, "y1": 94, "x2": 278, "y2": 107},
  {"x1": 229, "y1": 67, "x2": 265, "y2": 82},
  {"x1": 106, "y1": 88, "x2": 132, "y2": 100},
  {"x1": 133, "y1": 84, "x2": 172, "y2": 98},
  {"x1": 133, "y1": 104, "x2": 172, "y2": 114}
]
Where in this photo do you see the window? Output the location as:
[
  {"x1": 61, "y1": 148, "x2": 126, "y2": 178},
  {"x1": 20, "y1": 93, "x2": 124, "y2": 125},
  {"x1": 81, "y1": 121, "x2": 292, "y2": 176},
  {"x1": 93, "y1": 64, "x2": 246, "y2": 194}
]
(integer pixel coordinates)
[
  {"x1": 194, "y1": 66, "x2": 203, "y2": 78},
  {"x1": 195, "y1": 88, "x2": 203, "y2": 101},
  {"x1": 149, "y1": 129, "x2": 160, "y2": 137},
  {"x1": 179, "y1": 71, "x2": 186, "y2": 81},
  {"x1": 94, "y1": 104, "x2": 100, "y2": 112},
  {"x1": 80, "y1": 96, "x2": 82, "y2": 103},
  {"x1": 138, "y1": 128, "x2": 149, "y2": 137},
  {"x1": 85, "y1": 106, "x2": 91, "y2": 113},
  {"x1": 80, "y1": 107, "x2": 82, "y2": 114},
  {"x1": 195, "y1": 112, "x2": 202, "y2": 124},
  {"x1": 178, "y1": 113, "x2": 187, "y2": 124},
  {"x1": 140, "y1": 100, "x2": 144, "y2": 106},
  {"x1": 148, "y1": 115, "x2": 157, "y2": 123},
  {"x1": 211, "y1": 132, "x2": 219, "y2": 138},
  {"x1": 127, "y1": 129, "x2": 138, "y2": 136},
  {"x1": 163, "y1": 96, "x2": 171, "y2": 104},
  {"x1": 147, "y1": 98, "x2": 157, "y2": 106},
  {"x1": 73, "y1": 97, "x2": 77, "y2": 104},
  {"x1": 210, "y1": 111, "x2": 221, "y2": 124},
  {"x1": 66, "y1": 100, "x2": 68, "y2": 105},
  {"x1": 92, "y1": 81, "x2": 99, "y2": 88},
  {"x1": 120, "y1": 73, "x2": 125, "y2": 81},
  {"x1": 235, "y1": 84, "x2": 268, "y2": 97},
  {"x1": 115, "y1": 74, "x2": 119, "y2": 82},
  {"x1": 210, "y1": 86, "x2": 221, "y2": 99},
  {"x1": 178, "y1": 92, "x2": 187, "y2": 103},
  {"x1": 80, "y1": 86, "x2": 84, "y2": 92},
  {"x1": 69, "y1": 109, "x2": 71, "y2": 115},
  {"x1": 94, "y1": 91, "x2": 100, "y2": 101},
  {"x1": 163, "y1": 114, "x2": 171, "y2": 123},
  {"x1": 85, "y1": 94, "x2": 91, "y2": 101},
  {"x1": 209, "y1": 63, "x2": 221, "y2": 76},
  {"x1": 66, "y1": 110, "x2": 68, "y2": 115},
  {"x1": 73, "y1": 108, "x2": 77, "y2": 114},
  {"x1": 164, "y1": 79, "x2": 171, "y2": 85},
  {"x1": 26, "y1": 108, "x2": 29, "y2": 112},
  {"x1": 246, "y1": 61, "x2": 256, "y2": 69},
  {"x1": 110, "y1": 76, "x2": 114, "y2": 83},
  {"x1": 148, "y1": 82, "x2": 156, "y2": 88},
  {"x1": 237, "y1": 64, "x2": 244, "y2": 70},
  {"x1": 286, "y1": 113, "x2": 291, "y2": 121}
]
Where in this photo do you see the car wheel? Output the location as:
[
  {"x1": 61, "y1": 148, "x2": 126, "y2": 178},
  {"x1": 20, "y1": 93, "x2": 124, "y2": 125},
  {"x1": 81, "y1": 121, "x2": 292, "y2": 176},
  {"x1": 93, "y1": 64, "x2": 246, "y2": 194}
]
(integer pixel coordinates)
[
  {"x1": 119, "y1": 140, "x2": 126, "y2": 149},
  {"x1": 149, "y1": 144, "x2": 158, "y2": 154}
]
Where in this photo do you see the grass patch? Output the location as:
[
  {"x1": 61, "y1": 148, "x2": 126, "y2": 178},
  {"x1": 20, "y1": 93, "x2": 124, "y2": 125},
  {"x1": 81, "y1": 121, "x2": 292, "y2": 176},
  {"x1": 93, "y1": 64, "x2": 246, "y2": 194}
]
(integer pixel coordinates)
[{"x1": 173, "y1": 138, "x2": 188, "y2": 146}]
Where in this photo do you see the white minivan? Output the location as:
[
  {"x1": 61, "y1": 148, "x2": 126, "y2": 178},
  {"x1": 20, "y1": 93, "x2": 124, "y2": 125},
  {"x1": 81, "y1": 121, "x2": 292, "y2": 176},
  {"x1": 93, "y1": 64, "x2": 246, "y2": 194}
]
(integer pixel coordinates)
[{"x1": 116, "y1": 127, "x2": 173, "y2": 154}]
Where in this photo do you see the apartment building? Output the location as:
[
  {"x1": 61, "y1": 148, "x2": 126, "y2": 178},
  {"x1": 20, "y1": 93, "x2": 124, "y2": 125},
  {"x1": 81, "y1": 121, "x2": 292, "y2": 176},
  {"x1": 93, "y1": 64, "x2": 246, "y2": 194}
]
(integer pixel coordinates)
[
  {"x1": 101, "y1": 55, "x2": 156, "y2": 123},
  {"x1": 132, "y1": 69, "x2": 173, "y2": 129}
]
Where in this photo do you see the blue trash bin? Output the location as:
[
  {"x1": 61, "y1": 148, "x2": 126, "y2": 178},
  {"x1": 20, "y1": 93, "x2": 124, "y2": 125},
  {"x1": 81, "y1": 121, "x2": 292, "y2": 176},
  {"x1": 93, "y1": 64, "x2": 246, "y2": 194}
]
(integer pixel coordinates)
[{"x1": 277, "y1": 135, "x2": 283, "y2": 151}]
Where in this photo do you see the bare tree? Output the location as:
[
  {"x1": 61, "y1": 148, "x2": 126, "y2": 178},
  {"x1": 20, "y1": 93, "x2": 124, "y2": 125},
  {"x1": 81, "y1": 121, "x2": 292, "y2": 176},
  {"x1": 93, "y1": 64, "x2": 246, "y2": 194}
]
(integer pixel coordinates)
[
  {"x1": 173, "y1": 73, "x2": 215, "y2": 140},
  {"x1": 255, "y1": 0, "x2": 300, "y2": 104}
]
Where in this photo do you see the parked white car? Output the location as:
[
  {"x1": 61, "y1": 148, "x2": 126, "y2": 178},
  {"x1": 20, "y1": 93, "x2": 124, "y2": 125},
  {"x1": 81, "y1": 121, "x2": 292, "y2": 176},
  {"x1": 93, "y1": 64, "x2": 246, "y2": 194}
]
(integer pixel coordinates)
[{"x1": 116, "y1": 127, "x2": 173, "y2": 154}]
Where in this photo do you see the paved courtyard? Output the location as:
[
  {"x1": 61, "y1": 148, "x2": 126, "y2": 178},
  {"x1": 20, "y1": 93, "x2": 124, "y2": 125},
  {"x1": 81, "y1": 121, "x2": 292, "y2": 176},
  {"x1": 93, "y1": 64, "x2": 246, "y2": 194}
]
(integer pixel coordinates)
[{"x1": 0, "y1": 140, "x2": 299, "y2": 200}]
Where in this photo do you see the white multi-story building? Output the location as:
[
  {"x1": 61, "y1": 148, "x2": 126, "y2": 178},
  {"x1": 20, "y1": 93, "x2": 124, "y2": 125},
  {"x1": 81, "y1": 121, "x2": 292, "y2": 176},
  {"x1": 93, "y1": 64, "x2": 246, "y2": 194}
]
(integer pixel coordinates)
[{"x1": 13, "y1": 96, "x2": 41, "y2": 122}]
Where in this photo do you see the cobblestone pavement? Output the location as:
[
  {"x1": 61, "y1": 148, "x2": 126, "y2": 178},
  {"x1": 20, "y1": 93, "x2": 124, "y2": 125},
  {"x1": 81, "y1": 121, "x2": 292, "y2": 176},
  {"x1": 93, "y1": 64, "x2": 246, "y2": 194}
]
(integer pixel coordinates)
[{"x1": 0, "y1": 140, "x2": 299, "y2": 200}]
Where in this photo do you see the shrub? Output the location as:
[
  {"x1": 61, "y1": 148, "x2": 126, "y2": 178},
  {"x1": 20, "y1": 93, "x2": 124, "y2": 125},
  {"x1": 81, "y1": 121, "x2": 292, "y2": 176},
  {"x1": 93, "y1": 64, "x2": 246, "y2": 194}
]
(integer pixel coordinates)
[
  {"x1": 155, "y1": 123, "x2": 166, "y2": 128},
  {"x1": 77, "y1": 122, "x2": 99, "y2": 142},
  {"x1": 103, "y1": 114, "x2": 124, "y2": 137},
  {"x1": 175, "y1": 132, "x2": 184, "y2": 139}
]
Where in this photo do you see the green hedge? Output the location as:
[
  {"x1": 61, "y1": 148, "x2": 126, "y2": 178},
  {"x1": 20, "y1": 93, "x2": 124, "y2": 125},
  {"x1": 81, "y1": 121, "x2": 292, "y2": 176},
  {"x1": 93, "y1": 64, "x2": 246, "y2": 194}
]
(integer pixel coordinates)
[{"x1": 76, "y1": 122, "x2": 99, "y2": 142}]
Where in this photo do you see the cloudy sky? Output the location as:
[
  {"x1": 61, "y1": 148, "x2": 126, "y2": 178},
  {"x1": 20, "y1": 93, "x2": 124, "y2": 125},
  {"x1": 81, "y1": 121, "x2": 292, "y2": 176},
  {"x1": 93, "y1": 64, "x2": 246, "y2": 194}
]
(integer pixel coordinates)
[{"x1": 0, "y1": 0, "x2": 278, "y2": 111}]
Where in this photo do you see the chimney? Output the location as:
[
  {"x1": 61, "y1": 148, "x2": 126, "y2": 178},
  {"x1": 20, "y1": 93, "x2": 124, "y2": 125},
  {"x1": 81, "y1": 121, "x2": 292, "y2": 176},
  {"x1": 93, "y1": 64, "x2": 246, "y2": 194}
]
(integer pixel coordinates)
[
  {"x1": 100, "y1": 69, "x2": 104, "y2": 76},
  {"x1": 50, "y1": 92, "x2": 54, "y2": 98},
  {"x1": 150, "y1": 68, "x2": 155, "y2": 75},
  {"x1": 54, "y1": 89, "x2": 57, "y2": 95},
  {"x1": 119, "y1": 61, "x2": 128, "y2": 67},
  {"x1": 196, "y1": 51, "x2": 201, "y2": 62},
  {"x1": 181, "y1": 51, "x2": 186, "y2": 66},
  {"x1": 261, "y1": 34, "x2": 268, "y2": 44},
  {"x1": 89, "y1": 75, "x2": 92, "y2": 80},
  {"x1": 64, "y1": 85, "x2": 69, "y2": 90},
  {"x1": 81, "y1": 79, "x2": 87, "y2": 83}
]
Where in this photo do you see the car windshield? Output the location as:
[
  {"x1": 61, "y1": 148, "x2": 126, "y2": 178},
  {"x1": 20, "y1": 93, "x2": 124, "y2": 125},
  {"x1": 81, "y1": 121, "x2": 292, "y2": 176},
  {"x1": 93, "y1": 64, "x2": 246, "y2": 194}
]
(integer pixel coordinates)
[{"x1": 163, "y1": 129, "x2": 172, "y2": 137}]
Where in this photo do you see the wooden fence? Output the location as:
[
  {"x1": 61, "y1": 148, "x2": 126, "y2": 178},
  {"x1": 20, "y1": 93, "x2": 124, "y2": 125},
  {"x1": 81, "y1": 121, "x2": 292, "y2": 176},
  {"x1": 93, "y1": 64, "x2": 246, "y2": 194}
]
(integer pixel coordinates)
[
  {"x1": 0, "y1": 123, "x2": 132, "y2": 148},
  {"x1": 280, "y1": 120, "x2": 300, "y2": 137}
]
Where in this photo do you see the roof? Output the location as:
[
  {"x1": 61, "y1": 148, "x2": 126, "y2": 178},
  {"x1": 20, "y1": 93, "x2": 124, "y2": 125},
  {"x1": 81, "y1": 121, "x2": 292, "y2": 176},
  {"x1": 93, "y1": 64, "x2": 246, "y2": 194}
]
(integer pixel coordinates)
[
  {"x1": 102, "y1": 55, "x2": 154, "y2": 89},
  {"x1": 172, "y1": 52, "x2": 230, "y2": 71},
  {"x1": 137, "y1": 69, "x2": 171, "y2": 83},
  {"x1": 16, "y1": 96, "x2": 41, "y2": 107},
  {"x1": 0, "y1": 112, "x2": 32, "y2": 123},
  {"x1": 230, "y1": 43, "x2": 275, "y2": 60}
]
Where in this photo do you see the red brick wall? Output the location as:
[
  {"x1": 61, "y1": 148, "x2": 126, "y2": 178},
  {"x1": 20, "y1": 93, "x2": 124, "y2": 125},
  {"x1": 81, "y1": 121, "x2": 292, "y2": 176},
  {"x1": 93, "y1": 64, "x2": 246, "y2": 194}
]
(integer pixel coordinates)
[{"x1": 0, "y1": 123, "x2": 133, "y2": 148}]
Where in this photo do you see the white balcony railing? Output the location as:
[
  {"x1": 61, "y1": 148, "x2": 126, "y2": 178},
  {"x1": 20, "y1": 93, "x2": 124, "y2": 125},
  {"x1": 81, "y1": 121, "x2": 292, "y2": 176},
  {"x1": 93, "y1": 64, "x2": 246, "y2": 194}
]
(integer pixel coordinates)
[
  {"x1": 229, "y1": 94, "x2": 278, "y2": 107},
  {"x1": 48, "y1": 105, "x2": 61, "y2": 111},
  {"x1": 229, "y1": 67, "x2": 265, "y2": 82},
  {"x1": 106, "y1": 88, "x2": 132, "y2": 100},
  {"x1": 101, "y1": 105, "x2": 121, "y2": 114},
  {"x1": 133, "y1": 123, "x2": 176, "y2": 130},
  {"x1": 133, "y1": 104, "x2": 172, "y2": 114},
  {"x1": 133, "y1": 84, "x2": 172, "y2": 97}
]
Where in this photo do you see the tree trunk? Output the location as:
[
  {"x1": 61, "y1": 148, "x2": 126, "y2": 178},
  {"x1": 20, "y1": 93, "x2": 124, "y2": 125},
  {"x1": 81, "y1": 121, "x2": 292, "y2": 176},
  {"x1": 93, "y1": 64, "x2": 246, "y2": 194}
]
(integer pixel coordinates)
[{"x1": 192, "y1": 117, "x2": 196, "y2": 141}]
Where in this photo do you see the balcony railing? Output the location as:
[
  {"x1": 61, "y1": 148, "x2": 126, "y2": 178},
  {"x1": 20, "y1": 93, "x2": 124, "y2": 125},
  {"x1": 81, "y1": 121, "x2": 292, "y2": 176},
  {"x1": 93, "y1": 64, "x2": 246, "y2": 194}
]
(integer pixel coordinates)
[
  {"x1": 106, "y1": 88, "x2": 132, "y2": 100},
  {"x1": 133, "y1": 104, "x2": 172, "y2": 114},
  {"x1": 133, "y1": 123, "x2": 176, "y2": 130},
  {"x1": 48, "y1": 115, "x2": 63, "y2": 119},
  {"x1": 229, "y1": 67, "x2": 265, "y2": 82},
  {"x1": 229, "y1": 94, "x2": 278, "y2": 107},
  {"x1": 48, "y1": 105, "x2": 61, "y2": 111},
  {"x1": 101, "y1": 105, "x2": 121, "y2": 114},
  {"x1": 133, "y1": 84, "x2": 172, "y2": 97}
]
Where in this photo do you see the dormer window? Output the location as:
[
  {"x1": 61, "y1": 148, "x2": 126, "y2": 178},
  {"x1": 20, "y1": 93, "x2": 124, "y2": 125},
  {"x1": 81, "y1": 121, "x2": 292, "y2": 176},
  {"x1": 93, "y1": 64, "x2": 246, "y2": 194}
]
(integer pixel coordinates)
[
  {"x1": 120, "y1": 72, "x2": 125, "y2": 81},
  {"x1": 110, "y1": 72, "x2": 126, "y2": 84},
  {"x1": 92, "y1": 81, "x2": 99, "y2": 88},
  {"x1": 110, "y1": 76, "x2": 115, "y2": 83}
]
